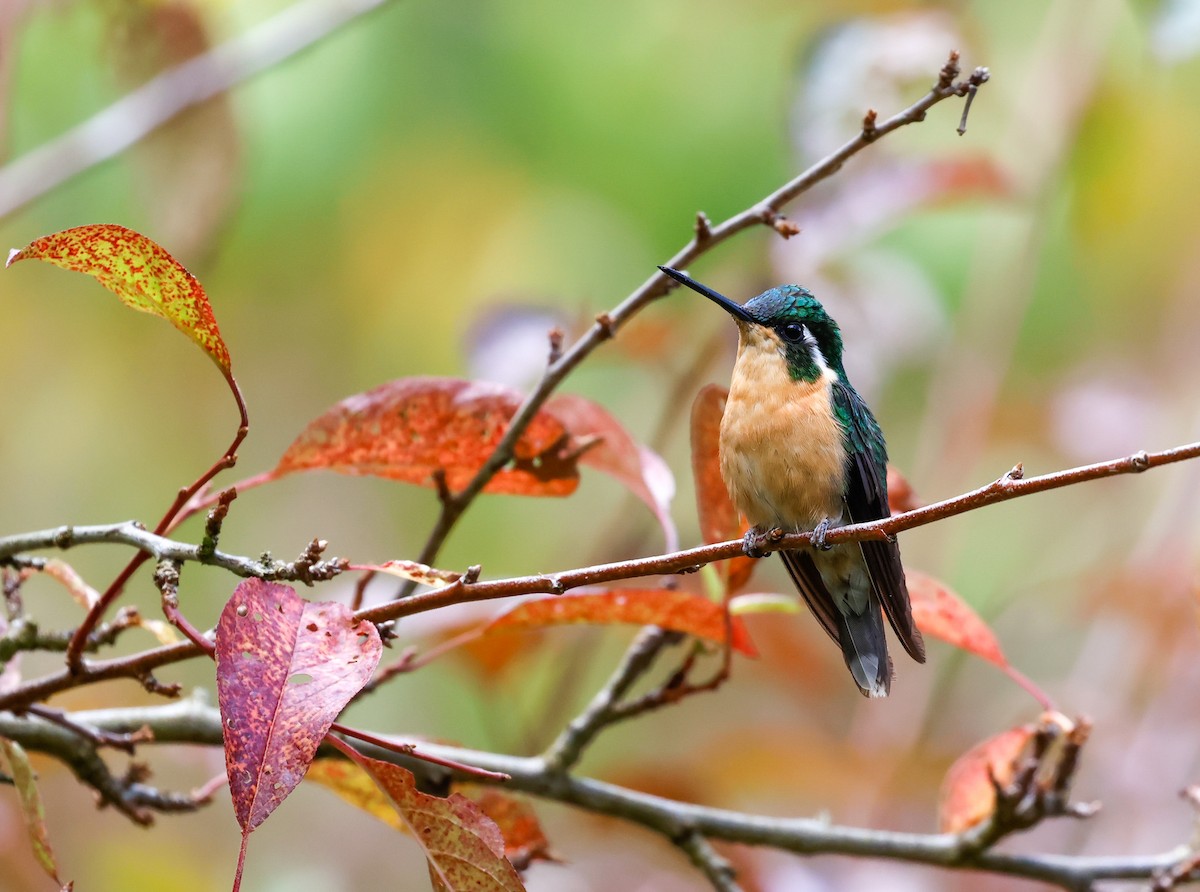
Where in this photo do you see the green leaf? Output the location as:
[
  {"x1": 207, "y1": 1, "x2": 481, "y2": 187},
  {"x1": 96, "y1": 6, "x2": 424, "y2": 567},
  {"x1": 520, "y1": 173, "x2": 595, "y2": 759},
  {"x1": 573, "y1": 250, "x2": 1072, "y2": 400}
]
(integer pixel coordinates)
[{"x1": 0, "y1": 736, "x2": 64, "y2": 885}]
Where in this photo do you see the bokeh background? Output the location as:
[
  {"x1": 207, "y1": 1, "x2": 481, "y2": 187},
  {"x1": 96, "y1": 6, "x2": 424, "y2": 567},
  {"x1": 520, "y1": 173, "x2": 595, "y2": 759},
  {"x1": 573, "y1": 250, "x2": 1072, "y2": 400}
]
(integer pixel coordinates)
[{"x1": 3, "y1": 0, "x2": 1200, "y2": 889}]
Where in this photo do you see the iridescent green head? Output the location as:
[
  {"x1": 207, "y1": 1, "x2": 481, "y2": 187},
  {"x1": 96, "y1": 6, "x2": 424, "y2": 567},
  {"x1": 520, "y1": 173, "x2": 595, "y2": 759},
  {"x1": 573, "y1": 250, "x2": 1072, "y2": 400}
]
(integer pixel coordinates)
[{"x1": 659, "y1": 266, "x2": 845, "y2": 383}]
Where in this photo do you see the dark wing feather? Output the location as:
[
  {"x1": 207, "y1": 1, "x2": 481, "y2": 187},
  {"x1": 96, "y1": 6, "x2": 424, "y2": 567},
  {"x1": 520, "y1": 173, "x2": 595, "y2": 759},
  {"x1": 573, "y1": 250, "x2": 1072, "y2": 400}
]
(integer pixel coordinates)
[
  {"x1": 781, "y1": 548, "x2": 893, "y2": 697},
  {"x1": 832, "y1": 380, "x2": 926, "y2": 663},
  {"x1": 778, "y1": 549, "x2": 841, "y2": 645}
]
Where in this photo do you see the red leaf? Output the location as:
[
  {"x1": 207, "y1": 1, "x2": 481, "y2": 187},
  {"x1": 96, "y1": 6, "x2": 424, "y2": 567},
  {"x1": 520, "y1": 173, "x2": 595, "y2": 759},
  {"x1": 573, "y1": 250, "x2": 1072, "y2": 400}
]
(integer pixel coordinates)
[
  {"x1": 7, "y1": 224, "x2": 231, "y2": 373},
  {"x1": 938, "y1": 724, "x2": 1035, "y2": 833},
  {"x1": 546, "y1": 393, "x2": 677, "y2": 549},
  {"x1": 907, "y1": 570, "x2": 1007, "y2": 668},
  {"x1": 274, "y1": 377, "x2": 579, "y2": 496},
  {"x1": 690, "y1": 385, "x2": 755, "y2": 590},
  {"x1": 356, "y1": 757, "x2": 526, "y2": 891},
  {"x1": 484, "y1": 589, "x2": 756, "y2": 657},
  {"x1": 908, "y1": 571, "x2": 1054, "y2": 708},
  {"x1": 215, "y1": 580, "x2": 382, "y2": 836}
]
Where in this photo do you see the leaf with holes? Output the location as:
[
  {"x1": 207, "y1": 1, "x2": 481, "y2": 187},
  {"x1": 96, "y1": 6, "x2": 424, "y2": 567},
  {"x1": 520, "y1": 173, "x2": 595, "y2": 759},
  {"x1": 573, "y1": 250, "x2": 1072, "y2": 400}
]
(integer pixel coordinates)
[
  {"x1": 690, "y1": 385, "x2": 755, "y2": 591},
  {"x1": 546, "y1": 393, "x2": 678, "y2": 550},
  {"x1": 939, "y1": 724, "x2": 1035, "y2": 833},
  {"x1": 459, "y1": 786, "x2": 555, "y2": 870},
  {"x1": 7, "y1": 224, "x2": 231, "y2": 373},
  {"x1": 483, "y1": 589, "x2": 756, "y2": 657},
  {"x1": 307, "y1": 762, "x2": 554, "y2": 868},
  {"x1": 0, "y1": 737, "x2": 65, "y2": 886},
  {"x1": 356, "y1": 756, "x2": 526, "y2": 891},
  {"x1": 215, "y1": 579, "x2": 382, "y2": 869},
  {"x1": 274, "y1": 377, "x2": 579, "y2": 496}
]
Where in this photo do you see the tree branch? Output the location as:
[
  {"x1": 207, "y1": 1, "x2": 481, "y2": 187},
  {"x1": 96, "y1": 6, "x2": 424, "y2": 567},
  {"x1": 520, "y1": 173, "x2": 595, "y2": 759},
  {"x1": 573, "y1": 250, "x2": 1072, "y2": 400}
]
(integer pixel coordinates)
[
  {"x1": 0, "y1": 439, "x2": 1196, "y2": 711},
  {"x1": 399, "y1": 51, "x2": 990, "y2": 584},
  {"x1": 542, "y1": 626, "x2": 677, "y2": 773},
  {"x1": 0, "y1": 0, "x2": 394, "y2": 219},
  {"x1": 1, "y1": 701, "x2": 1195, "y2": 890}
]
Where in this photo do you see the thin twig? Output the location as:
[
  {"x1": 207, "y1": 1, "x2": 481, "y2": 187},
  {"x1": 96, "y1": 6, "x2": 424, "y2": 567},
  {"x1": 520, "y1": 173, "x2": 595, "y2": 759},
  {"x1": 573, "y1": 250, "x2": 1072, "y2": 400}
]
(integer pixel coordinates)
[
  {"x1": 65, "y1": 374, "x2": 249, "y2": 671},
  {"x1": 23, "y1": 704, "x2": 150, "y2": 754},
  {"x1": 1, "y1": 439, "x2": 1197, "y2": 711},
  {"x1": 330, "y1": 722, "x2": 510, "y2": 783},
  {"x1": 400, "y1": 52, "x2": 988, "y2": 584},
  {"x1": 677, "y1": 831, "x2": 743, "y2": 892},
  {"x1": 542, "y1": 627, "x2": 675, "y2": 773}
]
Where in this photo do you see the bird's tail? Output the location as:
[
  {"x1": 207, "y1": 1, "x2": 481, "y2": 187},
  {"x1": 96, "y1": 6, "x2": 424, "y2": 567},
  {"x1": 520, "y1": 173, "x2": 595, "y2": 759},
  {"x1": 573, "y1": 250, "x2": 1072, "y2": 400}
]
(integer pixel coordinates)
[
  {"x1": 778, "y1": 549, "x2": 893, "y2": 698},
  {"x1": 836, "y1": 603, "x2": 893, "y2": 699}
]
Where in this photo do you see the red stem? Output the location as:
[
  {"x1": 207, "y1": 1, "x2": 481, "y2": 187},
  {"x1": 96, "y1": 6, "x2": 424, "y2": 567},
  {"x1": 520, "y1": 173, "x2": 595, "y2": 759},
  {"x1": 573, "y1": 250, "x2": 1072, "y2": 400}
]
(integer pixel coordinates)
[
  {"x1": 65, "y1": 373, "x2": 249, "y2": 672},
  {"x1": 330, "y1": 722, "x2": 511, "y2": 782}
]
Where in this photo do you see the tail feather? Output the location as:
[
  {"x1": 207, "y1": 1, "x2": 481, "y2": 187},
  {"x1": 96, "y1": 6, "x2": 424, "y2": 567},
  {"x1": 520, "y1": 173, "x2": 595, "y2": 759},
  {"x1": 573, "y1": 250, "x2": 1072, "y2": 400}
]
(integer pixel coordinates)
[
  {"x1": 836, "y1": 601, "x2": 892, "y2": 698},
  {"x1": 780, "y1": 549, "x2": 893, "y2": 698}
]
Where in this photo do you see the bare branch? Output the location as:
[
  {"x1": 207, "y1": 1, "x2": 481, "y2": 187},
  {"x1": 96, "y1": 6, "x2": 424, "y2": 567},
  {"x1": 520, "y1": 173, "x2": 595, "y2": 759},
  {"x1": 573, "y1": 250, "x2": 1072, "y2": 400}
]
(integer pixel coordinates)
[
  {"x1": 542, "y1": 627, "x2": 677, "y2": 773},
  {"x1": 676, "y1": 832, "x2": 743, "y2": 892},
  {"x1": 1, "y1": 701, "x2": 1196, "y2": 889},
  {"x1": 0, "y1": 0, "x2": 394, "y2": 219},
  {"x1": 1, "y1": 438, "x2": 1197, "y2": 711},
  {"x1": 402, "y1": 52, "x2": 988, "y2": 579}
]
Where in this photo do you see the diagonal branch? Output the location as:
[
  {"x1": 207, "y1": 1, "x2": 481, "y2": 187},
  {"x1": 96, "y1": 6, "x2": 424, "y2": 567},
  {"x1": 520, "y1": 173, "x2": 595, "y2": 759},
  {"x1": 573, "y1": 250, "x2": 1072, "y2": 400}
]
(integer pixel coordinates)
[
  {"x1": 542, "y1": 626, "x2": 677, "y2": 773},
  {"x1": 402, "y1": 52, "x2": 990, "y2": 580}
]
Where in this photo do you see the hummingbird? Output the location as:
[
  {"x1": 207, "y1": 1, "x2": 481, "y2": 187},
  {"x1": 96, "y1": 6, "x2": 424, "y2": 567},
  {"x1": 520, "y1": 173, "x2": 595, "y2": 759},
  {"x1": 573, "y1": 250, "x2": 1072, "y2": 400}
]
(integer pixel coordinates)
[{"x1": 660, "y1": 266, "x2": 925, "y2": 697}]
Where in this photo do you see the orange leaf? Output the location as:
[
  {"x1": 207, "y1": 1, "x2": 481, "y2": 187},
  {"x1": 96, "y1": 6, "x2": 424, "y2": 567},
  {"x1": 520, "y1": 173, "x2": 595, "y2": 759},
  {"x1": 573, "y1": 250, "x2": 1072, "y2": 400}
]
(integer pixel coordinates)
[
  {"x1": 354, "y1": 560, "x2": 462, "y2": 589},
  {"x1": 308, "y1": 761, "x2": 555, "y2": 869},
  {"x1": 546, "y1": 393, "x2": 677, "y2": 549},
  {"x1": 907, "y1": 570, "x2": 1007, "y2": 668},
  {"x1": 215, "y1": 580, "x2": 382, "y2": 837},
  {"x1": 274, "y1": 377, "x2": 579, "y2": 496},
  {"x1": 459, "y1": 786, "x2": 556, "y2": 869},
  {"x1": 938, "y1": 724, "x2": 1035, "y2": 833},
  {"x1": 886, "y1": 465, "x2": 921, "y2": 514},
  {"x1": 356, "y1": 757, "x2": 526, "y2": 891},
  {"x1": 31, "y1": 559, "x2": 99, "y2": 610},
  {"x1": 7, "y1": 224, "x2": 230, "y2": 373},
  {"x1": 690, "y1": 385, "x2": 755, "y2": 591},
  {"x1": 306, "y1": 759, "x2": 406, "y2": 832},
  {"x1": 484, "y1": 589, "x2": 756, "y2": 657}
]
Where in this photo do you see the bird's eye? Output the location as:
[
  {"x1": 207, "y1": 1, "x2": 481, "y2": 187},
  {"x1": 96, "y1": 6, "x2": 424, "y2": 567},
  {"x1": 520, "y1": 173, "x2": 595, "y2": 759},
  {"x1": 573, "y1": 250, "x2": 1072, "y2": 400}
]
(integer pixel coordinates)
[{"x1": 780, "y1": 323, "x2": 805, "y2": 343}]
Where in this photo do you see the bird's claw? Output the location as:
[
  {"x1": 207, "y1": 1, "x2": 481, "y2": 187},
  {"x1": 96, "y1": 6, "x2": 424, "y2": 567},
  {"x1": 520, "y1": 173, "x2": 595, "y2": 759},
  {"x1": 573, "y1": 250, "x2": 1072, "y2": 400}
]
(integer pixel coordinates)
[
  {"x1": 811, "y1": 518, "x2": 833, "y2": 551},
  {"x1": 742, "y1": 527, "x2": 779, "y2": 558}
]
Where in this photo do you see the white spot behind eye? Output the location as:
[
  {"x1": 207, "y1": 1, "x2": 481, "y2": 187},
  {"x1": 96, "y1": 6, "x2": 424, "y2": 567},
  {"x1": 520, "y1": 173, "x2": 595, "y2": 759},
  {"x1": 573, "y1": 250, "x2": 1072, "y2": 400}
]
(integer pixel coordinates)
[{"x1": 803, "y1": 326, "x2": 839, "y2": 383}]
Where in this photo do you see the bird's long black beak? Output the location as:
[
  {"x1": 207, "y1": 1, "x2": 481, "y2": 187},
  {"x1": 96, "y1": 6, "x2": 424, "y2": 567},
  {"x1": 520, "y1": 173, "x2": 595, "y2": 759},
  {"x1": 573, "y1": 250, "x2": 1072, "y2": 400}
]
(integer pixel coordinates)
[{"x1": 658, "y1": 266, "x2": 754, "y2": 323}]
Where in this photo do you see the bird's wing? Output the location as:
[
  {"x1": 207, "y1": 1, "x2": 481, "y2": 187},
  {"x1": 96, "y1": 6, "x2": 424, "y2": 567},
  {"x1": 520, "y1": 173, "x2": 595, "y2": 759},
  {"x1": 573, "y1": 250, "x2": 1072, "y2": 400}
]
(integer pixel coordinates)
[
  {"x1": 778, "y1": 548, "x2": 841, "y2": 645},
  {"x1": 832, "y1": 380, "x2": 926, "y2": 663},
  {"x1": 780, "y1": 548, "x2": 893, "y2": 697}
]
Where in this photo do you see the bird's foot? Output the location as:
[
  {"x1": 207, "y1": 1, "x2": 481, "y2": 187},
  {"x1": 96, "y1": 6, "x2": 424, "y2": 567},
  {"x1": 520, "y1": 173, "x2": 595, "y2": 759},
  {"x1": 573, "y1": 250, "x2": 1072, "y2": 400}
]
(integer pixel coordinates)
[
  {"x1": 742, "y1": 526, "x2": 783, "y2": 558},
  {"x1": 811, "y1": 517, "x2": 834, "y2": 551}
]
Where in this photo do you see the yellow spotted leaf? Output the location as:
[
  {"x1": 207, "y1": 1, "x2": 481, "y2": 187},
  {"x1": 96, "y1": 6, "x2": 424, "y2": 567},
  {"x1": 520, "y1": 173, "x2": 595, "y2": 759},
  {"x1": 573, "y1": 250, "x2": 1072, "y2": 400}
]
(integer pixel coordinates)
[{"x1": 8, "y1": 224, "x2": 231, "y2": 373}]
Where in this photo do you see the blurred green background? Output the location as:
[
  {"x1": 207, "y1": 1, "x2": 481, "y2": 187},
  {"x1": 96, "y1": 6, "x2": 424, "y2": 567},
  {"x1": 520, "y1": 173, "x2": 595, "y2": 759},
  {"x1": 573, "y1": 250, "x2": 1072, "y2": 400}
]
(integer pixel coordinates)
[{"x1": 4, "y1": 0, "x2": 1200, "y2": 889}]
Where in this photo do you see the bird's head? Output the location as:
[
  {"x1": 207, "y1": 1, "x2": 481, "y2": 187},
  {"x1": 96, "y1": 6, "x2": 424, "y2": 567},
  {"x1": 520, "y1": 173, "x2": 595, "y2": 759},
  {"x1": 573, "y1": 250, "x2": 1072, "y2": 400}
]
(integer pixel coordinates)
[{"x1": 660, "y1": 266, "x2": 844, "y2": 384}]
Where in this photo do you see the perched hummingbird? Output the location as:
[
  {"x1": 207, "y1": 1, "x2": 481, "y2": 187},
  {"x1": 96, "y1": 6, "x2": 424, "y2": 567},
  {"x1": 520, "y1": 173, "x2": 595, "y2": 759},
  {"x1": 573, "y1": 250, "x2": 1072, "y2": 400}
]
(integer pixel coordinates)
[{"x1": 660, "y1": 266, "x2": 925, "y2": 697}]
